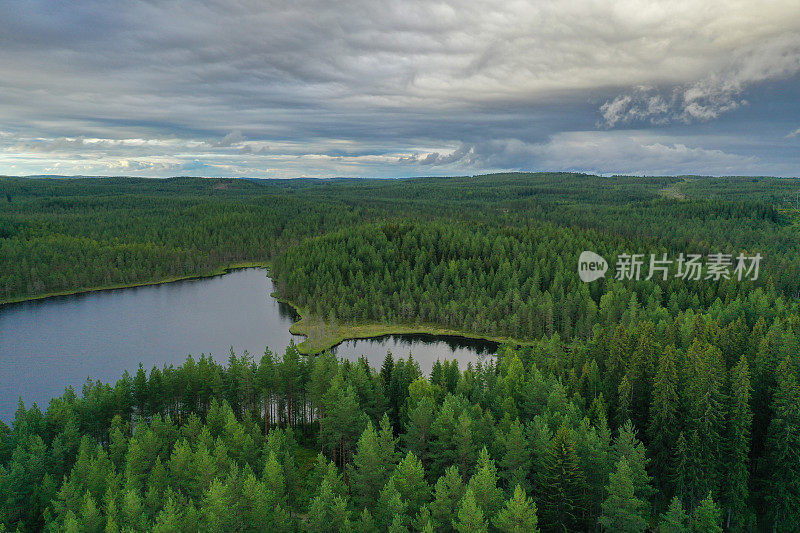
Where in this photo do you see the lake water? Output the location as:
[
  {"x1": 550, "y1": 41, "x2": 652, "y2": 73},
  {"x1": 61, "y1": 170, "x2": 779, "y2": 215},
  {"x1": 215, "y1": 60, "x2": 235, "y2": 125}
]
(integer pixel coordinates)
[
  {"x1": 332, "y1": 334, "x2": 497, "y2": 375},
  {"x1": 0, "y1": 268, "x2": 496, "y2": 420}
]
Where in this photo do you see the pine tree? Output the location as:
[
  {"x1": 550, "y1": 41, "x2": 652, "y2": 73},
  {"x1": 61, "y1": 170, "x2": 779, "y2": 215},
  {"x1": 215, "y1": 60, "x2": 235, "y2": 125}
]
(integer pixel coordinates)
[
  {"x1": 454, "y1": 413, "x2": 477, "y2": 481},
  {"x1": 78, "y1": 491, "x2": 103, "y2": 533},
  {"x1": 453, "y1": 488, "x2": 488, "y2": 533},
  {"x1": 493, "y1": 485, "x2": 540, "y2": 533},
  {"x1": 402, "y1": 396, "x2": 436, "y2": 470},
  {"x1": 375, "y1": 480, "x2": 409, "y2": 531},
  {"x1": 598, "y1": 458, "x2": 648, "y2": 533},
  {"x1": 377, "y1": 414, "x2": 399, "y2": 475},
  {"x1": 199, "y1": 478, "x2": 235, "y2": 532},
  {"x1": 322, "y1": 377, "x2": 368, "y2": 467},
  {"x1": 261, "y1": 451, "x2": 287, "y2": 511},
  {"x1": 354, "y1": 508, "x2": 378, "y2": 533},
  {"x1": 152, "y1": 497, "x2": 182, "y2": 533}
]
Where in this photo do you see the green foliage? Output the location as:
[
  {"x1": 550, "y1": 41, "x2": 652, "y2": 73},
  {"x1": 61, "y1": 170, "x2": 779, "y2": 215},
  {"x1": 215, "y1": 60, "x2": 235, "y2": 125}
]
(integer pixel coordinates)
[
  {"x1": 453, "y1": 488, "x2": 488, "y2": 533},
  {"x1": 493, "y1": 485, "x2": 539, "y2": 533},
  {"x1": 764, "y1": 361, "x2": 800, "y2": 530},
  {"x1": 2, "y1": 173, "x2": 800, "y2": 530},
  {"x1": 539, "y1": 422, "x2": 587, "y2": 532},
  {"x1": 598, "y1": 458, "x2": 649, "y2": 533},
  {"x1": 658, "y1": 497, "x2": 690, "y2": 533},
  {"x1": 691, "y1": 492, "x2": 723, "y2": 533}
]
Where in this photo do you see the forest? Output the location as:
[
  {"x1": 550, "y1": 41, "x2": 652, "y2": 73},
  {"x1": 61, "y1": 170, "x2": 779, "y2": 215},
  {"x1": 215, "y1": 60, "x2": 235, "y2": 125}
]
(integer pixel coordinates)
[{"x1": 1, "y1": 173, "x2": 800, "y2": 531}]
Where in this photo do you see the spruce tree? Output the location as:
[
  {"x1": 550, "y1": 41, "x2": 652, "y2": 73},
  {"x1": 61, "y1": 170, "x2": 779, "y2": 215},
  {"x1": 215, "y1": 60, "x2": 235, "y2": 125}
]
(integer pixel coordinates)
[
  {"x1": 684, "y1": 340, "x2": 726, "y2": 504},
  {"x1": 671, "y1": 432, "x2": 689, "y2": 505},
  {"x1": 764, "y1": 363, "x2": 800, "y2": 530},
  {"x1": 539, "y1": 422, "x2": 587, "y2": 532},
  {"x1": 467, "y1": 448, "x2": 505, "y2": 521},
  {"x1": 497, "y1": 419, "x2": 531, "y2": 492},
  {"x1": 612, "y1": 420, "x2": 653, "y2": 502},
  {"x1": 658, "y1": 496, "x2": 689, "y2": 533},
  {"x1": 724, "y1": 354, "x2": 752, "y2": 530},
  {"x1": 430, "y1": 466, "x2": 466, "y2": 532},
  {"x1": 648, "y1": 345, "x2": 680, "y2": 491},
  {"x1": 690, "y1": 492, "x2": 722, "y2": 533},
  {"x1": 598, "y1": 458, "x2": 648, "y2": 533},
  {"x1": 453, "y1": 488, "x2": 489, "y2": 533}
]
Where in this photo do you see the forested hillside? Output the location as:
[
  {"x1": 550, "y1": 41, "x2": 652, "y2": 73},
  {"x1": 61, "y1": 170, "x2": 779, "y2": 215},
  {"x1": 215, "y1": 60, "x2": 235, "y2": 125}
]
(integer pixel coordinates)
[{"x1": 2, "y1": 173, "x2": 800, "y2": 531}]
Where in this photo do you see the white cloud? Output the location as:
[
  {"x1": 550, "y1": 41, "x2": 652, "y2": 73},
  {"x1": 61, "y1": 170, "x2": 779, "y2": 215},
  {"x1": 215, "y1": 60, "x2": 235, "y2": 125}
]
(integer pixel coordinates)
[
  {"x1": 397, "y1": 131, "x2": 768, "y2": 176},
  {"x1": 600, "y1": 32, "x2": 800, "y2": 127},
  {"x1": 208, "y1": 131, "x2": 245, "y2": 148}
]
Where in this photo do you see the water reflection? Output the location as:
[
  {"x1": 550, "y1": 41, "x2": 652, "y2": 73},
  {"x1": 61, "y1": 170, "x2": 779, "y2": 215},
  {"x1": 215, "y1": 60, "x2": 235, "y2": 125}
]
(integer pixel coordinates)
[
  {"x1": 0, "y1": 268, "x2": 302, "y2": 420},
  {"x1": 0, "y1": 268, "x2": 497, "y2": 421},
  {"x1": 331, "y1": 333, "x2": 497, "y2": 375}
]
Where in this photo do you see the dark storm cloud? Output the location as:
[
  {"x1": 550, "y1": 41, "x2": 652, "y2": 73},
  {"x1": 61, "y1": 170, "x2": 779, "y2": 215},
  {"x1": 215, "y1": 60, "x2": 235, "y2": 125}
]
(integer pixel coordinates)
[{"x1": 0, "y1": 0, "x2": 798, "y2": 177}]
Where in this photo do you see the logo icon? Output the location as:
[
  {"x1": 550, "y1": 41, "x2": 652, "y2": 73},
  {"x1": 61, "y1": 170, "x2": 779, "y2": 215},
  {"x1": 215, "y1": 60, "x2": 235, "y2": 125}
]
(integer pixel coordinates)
[{"x1": 578, "y1": 251, "x2": 608, "y2": 282}]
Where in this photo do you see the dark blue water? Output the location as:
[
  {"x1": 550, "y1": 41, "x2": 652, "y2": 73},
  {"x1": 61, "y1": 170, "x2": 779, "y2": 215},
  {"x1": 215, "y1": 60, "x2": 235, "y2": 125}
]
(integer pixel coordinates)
[{"x1": 0, "y1": 268, "x2": 496, "y2": 420}]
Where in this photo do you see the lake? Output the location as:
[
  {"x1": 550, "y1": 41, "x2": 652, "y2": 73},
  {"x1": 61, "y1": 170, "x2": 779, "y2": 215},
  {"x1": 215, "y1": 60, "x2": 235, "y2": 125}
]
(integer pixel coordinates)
[{"x1": 0, "y1": 268, "x2": 496, "y2": 420}]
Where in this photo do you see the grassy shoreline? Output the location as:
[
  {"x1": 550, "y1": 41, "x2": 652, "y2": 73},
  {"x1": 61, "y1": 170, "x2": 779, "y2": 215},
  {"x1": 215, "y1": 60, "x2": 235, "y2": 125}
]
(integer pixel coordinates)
[
  {"x1": 0, "y1": 261, "x2": 271, "y2": 306},
  {"x1": 3, "y1": 262, "x2": 523, "y2": 354},
  {"x1": 274, "y1": 293, "x2": 530, "y2": 355}
]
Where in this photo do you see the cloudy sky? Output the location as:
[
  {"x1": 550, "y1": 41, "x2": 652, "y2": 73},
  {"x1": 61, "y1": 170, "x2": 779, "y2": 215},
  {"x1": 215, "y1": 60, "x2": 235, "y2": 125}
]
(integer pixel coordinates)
[{"x1": 1, "y1": 0, "x2": 798, "y2": 178}]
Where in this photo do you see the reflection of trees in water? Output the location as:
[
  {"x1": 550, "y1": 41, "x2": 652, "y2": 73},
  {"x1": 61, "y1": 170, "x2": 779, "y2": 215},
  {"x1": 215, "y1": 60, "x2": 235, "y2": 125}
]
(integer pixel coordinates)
[
  {"x1": 335, "y1": 333, "x2": 498, "y2": 357},
  {"x1": 276, "y1": 302, "x2": 300, "y2": 321}
]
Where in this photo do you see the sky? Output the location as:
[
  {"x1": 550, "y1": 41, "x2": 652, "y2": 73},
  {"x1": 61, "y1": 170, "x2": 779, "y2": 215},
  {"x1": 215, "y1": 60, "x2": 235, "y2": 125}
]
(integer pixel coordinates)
[{"x1": 0, "y1": 0, "x2": 798, "y2": 178}]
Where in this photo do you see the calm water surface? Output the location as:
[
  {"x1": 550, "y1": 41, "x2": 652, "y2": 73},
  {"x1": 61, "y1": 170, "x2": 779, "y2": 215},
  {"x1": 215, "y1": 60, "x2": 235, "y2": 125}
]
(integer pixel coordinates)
[
  {"x1": 332, "y1": 334, "x2": 496, "y2": 375},
  {"x1": 0, "y1": 268, "x2": 495, "y2": 421}
]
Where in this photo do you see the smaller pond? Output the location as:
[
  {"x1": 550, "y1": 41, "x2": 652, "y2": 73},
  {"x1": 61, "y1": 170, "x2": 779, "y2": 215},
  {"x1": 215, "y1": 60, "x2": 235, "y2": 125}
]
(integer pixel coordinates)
[{"x1": 332, "y1": 334, "x2": 497, "y2": 375}]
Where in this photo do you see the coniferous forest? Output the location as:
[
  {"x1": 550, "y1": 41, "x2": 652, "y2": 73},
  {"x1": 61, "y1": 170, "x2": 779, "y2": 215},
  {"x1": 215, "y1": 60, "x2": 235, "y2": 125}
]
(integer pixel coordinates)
[{"x1": 2, "y1": 173, "x2": 800, "y2": 531}]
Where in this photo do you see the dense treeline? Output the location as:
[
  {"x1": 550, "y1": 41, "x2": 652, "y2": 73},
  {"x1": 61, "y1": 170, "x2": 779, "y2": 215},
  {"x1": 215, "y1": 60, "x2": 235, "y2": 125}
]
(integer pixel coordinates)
[
  {"x1": 3, "y1": 173, "x2": 800, "y2": 302},
  {"x1": 4, "y1": 295, "x2": 800, "y2": 531},
  {"x1": 0, "y1": 178, "x2": 370, "y2": 301},
  {"x1": 272, "y1": 220, "x2": 778, "y2": 342}
]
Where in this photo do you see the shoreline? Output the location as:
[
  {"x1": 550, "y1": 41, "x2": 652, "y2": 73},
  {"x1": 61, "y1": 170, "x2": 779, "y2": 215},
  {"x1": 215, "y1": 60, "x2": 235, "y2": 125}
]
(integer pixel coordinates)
[
  {"x1": 0, "y1": 261, "x2": 271, "y2": 306},
  {"x1": 274, "y1": 292, "x2": 530, "y2": 355},
  {"x1": 3, "y1": 263, "x2": 526, "y2": 354}
]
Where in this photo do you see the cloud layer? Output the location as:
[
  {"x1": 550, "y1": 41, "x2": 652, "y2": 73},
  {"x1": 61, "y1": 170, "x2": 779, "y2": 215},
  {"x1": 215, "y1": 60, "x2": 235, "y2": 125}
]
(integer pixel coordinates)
[{"x1": 0, "y1": 0, "x2": 798, "y2": 177}]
